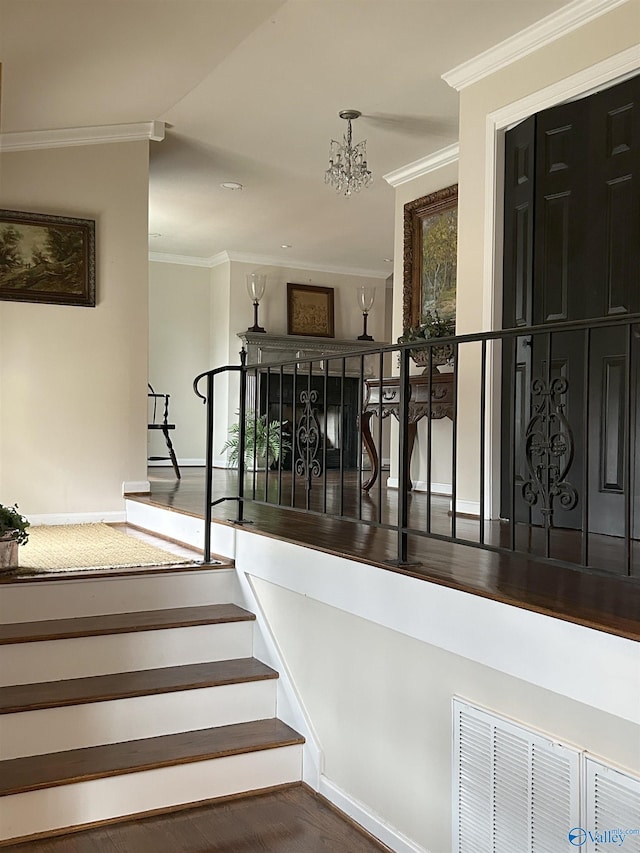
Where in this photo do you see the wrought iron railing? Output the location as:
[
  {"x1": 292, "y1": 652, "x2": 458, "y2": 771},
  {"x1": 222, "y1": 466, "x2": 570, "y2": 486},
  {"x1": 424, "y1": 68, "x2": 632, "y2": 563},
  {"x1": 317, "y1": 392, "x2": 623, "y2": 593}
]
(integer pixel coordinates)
[{"x1": 193, "y1": 314, "x2": 639, "y2": 576}]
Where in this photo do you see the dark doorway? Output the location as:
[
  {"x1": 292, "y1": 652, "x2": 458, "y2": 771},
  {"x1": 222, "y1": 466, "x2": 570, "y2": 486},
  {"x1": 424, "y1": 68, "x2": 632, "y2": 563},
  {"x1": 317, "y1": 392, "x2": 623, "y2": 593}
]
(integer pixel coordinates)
[{"x1": 501, "y1": 73, "x2": 640, "y2": 571}]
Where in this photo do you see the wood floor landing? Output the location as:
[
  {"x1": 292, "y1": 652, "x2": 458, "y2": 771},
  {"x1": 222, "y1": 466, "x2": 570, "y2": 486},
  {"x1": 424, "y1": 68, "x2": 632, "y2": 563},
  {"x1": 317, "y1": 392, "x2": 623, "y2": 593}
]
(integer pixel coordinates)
[
  {"x1": 6, "y1": 784, "x2": 391, "y2": 852},
  {"x1": 133, "y1": 467, "x2": 640, "y2": 641}
]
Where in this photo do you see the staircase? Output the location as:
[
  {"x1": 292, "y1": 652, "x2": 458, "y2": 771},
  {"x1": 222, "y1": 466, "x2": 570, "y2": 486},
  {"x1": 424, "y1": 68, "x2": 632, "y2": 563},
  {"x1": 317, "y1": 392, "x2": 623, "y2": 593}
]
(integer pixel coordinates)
[{"x1": 0, "y1": 566, "x2": 304, "y2": 845}]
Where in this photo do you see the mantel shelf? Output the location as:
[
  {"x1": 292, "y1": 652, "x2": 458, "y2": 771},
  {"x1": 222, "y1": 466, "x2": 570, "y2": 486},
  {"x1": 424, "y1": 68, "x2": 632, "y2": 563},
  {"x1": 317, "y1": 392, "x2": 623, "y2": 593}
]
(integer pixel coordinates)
[{"x1": 237, "y1": 331, "x2": 387, "y2": 368}]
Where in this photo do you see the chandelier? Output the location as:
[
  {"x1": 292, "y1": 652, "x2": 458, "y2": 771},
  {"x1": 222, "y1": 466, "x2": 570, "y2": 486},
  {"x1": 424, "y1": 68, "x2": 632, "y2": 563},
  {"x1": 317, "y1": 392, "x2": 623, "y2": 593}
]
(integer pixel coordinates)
[{"x1": 324, "y1": 109, "x2": 372, "y2": 197}]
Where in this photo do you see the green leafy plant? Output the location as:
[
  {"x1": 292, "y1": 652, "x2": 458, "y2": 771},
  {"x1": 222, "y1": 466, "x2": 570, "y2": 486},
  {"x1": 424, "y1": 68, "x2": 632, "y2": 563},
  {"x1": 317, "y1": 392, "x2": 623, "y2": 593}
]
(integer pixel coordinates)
[
  {"x1": 397, "y1": 309, "x2": 455, "y2": 346},
  {"x1": 398, "y1": 310, "x2": 456, "y2": 368},
  {"x1": 222, "y1": 411, "x2": 291, "y2": 468},
  {"x1": 0, "y1": 503, "x2": 30, "y2": 545}
]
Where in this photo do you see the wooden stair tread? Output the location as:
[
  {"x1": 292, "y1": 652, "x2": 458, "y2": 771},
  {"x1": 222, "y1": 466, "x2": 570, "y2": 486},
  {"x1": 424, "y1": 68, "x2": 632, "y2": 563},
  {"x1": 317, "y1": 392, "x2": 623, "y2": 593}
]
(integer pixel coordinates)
[
  {"x1": 0, "y1": 604, "x2": 254, "y2": 645},
  {"x1": 0, "y1": 719, "x2": 304, "y2": 796},
  {"x1": 0, "y1": 658, "x2": 277, "y2": 715}
]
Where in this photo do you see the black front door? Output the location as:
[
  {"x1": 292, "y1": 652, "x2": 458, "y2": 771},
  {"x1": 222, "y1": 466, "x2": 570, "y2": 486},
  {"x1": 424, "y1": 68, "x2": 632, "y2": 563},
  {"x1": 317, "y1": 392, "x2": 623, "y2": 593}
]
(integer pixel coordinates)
[{"x1": 502, "y1": 73, "x2": 640, "y2": 561}]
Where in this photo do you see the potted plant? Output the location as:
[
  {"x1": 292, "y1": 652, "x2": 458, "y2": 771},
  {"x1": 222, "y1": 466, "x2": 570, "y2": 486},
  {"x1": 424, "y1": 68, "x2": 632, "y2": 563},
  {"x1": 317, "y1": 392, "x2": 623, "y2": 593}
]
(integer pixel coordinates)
[
  {"x1": 398, "y1": 310, "x2": 456, "y2": 371},
  {"x1": 0, "y1": 503, "x2": 30, "y2": 571},
  {"x1": 222, "y1": 411, "x2": 291, "y2": 470}
]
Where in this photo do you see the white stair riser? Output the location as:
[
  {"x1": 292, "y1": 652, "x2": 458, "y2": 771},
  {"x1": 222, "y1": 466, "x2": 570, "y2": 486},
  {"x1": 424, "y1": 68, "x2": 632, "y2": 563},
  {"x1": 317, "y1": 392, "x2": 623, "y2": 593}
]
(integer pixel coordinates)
[
  {"x1": 125, "y1": 500, "x2": 236, "y2": 560},
  {"x1": 0, "y1": 622, "x2": 253, "y2": 686},
  {"x1": 0, "y1": 744, "x2": 303, "y2": 843},
  {"x1": 1, "y1": 681, "x2": 277, "y2": 759},
  {"x1": 0, "y1": 569, "x2": 239, "y2": 623}
]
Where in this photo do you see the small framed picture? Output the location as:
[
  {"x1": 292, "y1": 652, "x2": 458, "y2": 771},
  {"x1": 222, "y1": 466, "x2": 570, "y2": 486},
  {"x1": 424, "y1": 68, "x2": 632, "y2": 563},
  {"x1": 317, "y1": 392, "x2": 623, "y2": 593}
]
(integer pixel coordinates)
[
  {"x1": 287, "y1": 283, "x2": 335, "y2": 338},
  {"x1": 0, "y1": 209, "x2": 96, "y2": 307}
]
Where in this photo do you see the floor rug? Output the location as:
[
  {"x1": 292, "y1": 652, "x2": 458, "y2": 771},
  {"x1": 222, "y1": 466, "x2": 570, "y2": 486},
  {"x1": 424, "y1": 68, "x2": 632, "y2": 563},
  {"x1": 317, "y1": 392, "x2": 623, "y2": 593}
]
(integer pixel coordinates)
[{"x1": 14, "y1": 523, "x2": 195, "y2": 574}]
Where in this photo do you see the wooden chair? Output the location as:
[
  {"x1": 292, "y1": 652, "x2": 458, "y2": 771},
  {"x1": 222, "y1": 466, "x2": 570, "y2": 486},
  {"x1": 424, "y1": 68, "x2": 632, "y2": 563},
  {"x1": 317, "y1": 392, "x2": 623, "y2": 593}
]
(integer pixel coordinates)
[{"x1": 147, "y1": 383, "x2": 181, "y2": 479}]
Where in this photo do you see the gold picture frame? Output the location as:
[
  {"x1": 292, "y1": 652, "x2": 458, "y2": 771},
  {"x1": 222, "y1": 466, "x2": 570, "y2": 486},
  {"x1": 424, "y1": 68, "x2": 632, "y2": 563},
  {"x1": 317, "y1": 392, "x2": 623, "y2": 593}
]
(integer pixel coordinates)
[{"x1": 402, "y1": 184, "x2": 457, "y2": 331}]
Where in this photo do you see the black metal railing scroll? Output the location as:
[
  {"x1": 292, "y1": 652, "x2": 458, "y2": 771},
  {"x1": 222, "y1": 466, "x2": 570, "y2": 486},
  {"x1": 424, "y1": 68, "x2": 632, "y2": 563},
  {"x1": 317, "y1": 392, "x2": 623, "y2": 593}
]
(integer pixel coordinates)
[{"x1": 194, "y1": 314, "x2": 638, "y2": 576}]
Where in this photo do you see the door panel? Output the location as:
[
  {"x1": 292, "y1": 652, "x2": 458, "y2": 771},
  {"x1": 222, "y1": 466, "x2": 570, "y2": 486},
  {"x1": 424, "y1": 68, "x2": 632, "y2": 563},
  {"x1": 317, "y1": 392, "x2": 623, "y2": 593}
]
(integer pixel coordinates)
[
  {"x1": 501, "y1": 115, "x2": 535, "y2": 521},
  {"x1": 534, "y1": 98, "x2": 589, "y2": 323},
  {"x1": 588, "y1": 74, "x2": 640, "y2": 318}
]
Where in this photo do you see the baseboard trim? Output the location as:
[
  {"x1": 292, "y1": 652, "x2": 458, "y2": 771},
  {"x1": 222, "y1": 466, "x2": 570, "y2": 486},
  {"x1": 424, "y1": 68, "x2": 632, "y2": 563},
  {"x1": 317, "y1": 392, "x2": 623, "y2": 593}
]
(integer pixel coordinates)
[
  {"x1": 240, "y1": 573, "x2": 323, "y2": 790},
  {"x1": 0, "y1": 782, "x2": 299, "y2": 849},
  {"x1": 28, "y1": 512, "x2": 127, "y2": 526},
  {"x1": 318, "y1": 776, "x2": 430, "y2": 853},
  {"x1": 386, "y1": 478, "x2": 452, "y2": 495},
  {"x1": 123, "y1": 480, "x2": 150, "y2": 495},
  {"x1": 454, "y1": 499, "x2": 480, "y2": 517},
  {"x1": 147, "y1": 460, "x2": 205, "y2": 468}
]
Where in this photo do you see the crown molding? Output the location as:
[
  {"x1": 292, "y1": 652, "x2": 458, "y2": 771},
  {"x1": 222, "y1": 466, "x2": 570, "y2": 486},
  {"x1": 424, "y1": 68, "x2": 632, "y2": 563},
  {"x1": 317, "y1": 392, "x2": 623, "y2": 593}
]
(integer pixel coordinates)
[
  {"x1": 209, "y1": 251, "x2": 232, "y2": 267},
  {"x1": 225, "y1": 250, "x2": 389, "y2": 279},
  {"x1": 383, "y1": 143, "x2": 459, "y2": 188},
  {"x1": 149, "y1": 251, "x2": 217, "y2": 268},
  {"x1": 0, "y1": 121, "x2": 165, "y2": 152},
  {"x1": 442, "y1": 0, "x2": 629, "y2": 91},
  {"x1": 151, "y1": 249, "x2": 387, "y2": 279}
]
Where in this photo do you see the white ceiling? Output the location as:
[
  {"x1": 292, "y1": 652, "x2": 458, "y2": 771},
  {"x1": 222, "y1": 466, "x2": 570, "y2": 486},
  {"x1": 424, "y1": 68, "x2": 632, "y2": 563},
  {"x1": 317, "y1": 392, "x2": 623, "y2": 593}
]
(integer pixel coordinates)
[{"x1": 0, "y1": 0, "x2": 572, "y2": 276}]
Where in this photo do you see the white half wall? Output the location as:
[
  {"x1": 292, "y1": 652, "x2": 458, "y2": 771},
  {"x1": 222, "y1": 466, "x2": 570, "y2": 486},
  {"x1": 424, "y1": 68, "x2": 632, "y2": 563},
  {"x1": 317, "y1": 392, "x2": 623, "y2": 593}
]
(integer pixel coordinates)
[{"x1": 235, "y1": 531, "x2": 639, "y2": 853}]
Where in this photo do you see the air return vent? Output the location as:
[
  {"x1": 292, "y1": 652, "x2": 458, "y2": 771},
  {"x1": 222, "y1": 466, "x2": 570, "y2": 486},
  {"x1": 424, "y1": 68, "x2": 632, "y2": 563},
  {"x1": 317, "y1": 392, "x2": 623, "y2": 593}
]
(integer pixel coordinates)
[
  {"x1": 453, "y1": 699, "x2": 581, "y2": 852},
  {"x1": 584, "y1": 758, "x2": 640, "y2": 852}
]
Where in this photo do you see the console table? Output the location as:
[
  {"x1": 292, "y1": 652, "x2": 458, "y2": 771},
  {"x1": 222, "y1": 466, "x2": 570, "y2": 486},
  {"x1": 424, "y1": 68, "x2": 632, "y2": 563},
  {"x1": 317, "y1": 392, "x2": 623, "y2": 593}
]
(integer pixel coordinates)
[{"x1": 361, "y1": 372, "x2": 454, "y2": 491}]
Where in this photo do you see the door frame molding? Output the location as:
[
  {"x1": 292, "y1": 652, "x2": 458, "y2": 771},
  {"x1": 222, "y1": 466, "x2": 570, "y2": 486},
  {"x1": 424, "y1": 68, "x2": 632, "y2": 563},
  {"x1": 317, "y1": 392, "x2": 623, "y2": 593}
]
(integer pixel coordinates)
[{"x1": 483, "y1": 44, "x2": 640, "y2": 519}]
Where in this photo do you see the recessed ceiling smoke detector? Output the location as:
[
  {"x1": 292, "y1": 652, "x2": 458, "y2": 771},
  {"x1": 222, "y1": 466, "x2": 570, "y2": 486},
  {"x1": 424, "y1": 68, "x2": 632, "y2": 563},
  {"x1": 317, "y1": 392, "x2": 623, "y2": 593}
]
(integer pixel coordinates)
[{"x1": 220, "y1": 181, "x2": 243, "y2": 190}]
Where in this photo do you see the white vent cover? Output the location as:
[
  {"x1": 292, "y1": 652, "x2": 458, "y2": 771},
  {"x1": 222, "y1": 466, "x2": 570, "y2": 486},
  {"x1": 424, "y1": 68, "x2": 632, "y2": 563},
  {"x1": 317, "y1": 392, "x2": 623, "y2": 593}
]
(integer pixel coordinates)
[
  {"x1": 453, "y1": 699, "x2": 581, "y2": 852},
  {"x1": 584, "y1": 758, "x2": 640, "y2": 852}
]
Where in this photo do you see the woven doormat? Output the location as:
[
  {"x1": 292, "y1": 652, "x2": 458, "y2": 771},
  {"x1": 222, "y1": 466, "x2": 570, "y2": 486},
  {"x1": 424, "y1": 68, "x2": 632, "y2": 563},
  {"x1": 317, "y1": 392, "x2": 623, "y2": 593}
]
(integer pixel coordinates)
[{"x1": 15, "y1": 523, "x2": 195, "y2": 574}]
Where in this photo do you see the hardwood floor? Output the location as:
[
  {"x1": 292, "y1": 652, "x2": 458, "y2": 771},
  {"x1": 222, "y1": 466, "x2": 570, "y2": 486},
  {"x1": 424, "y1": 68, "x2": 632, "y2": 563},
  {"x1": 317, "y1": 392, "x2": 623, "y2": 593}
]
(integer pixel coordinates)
[
  {"x1": 7, "y1": 784, "x2": 391, "y2": 852},
  {"x1": 132, "y1": 467, "x2": 640, "y2": 641}
]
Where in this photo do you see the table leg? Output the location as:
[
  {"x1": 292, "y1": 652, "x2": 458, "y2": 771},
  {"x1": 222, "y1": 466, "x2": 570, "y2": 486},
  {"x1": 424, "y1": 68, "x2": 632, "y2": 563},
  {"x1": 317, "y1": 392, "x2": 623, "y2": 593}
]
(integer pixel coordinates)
[
  {"x1": 161, "y1": 426, "x2": 181, "y2": 480},
  {"x1": 360, "y1": 411, "x2": 378, "y2": 492},
  {"x1": 406, "y1": 421, "x2": 417, "y2": 491}
]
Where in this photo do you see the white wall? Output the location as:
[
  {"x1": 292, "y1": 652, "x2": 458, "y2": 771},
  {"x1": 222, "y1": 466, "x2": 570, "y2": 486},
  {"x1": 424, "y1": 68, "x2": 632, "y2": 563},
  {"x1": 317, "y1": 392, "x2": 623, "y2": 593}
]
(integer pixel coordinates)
[
  {"x1": 209, "y1": 261, "x2": 233, "y2": 468},
  {"x1": 229, "y1": 259, "x2": 387, "y2": 346},
  {"x1": 0, "y1": 141, "x2": 149, "y2": 518},
  {"x1": 149, "y1": 261, "x2": 212, "y2": 463}
]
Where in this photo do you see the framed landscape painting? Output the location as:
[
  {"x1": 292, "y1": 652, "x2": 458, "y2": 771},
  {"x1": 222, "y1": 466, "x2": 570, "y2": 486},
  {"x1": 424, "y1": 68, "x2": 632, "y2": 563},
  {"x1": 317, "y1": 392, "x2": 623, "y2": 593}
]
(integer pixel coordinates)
[
  {"x1": 403, "y1": 184, "x2": 457, "y2": 331},
  {"x1": 287, "y1": 283, "x2": 335, "y2": 337},
  {"x1": 0, "y1": 209, "x2": 96, "y2": 307}
]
